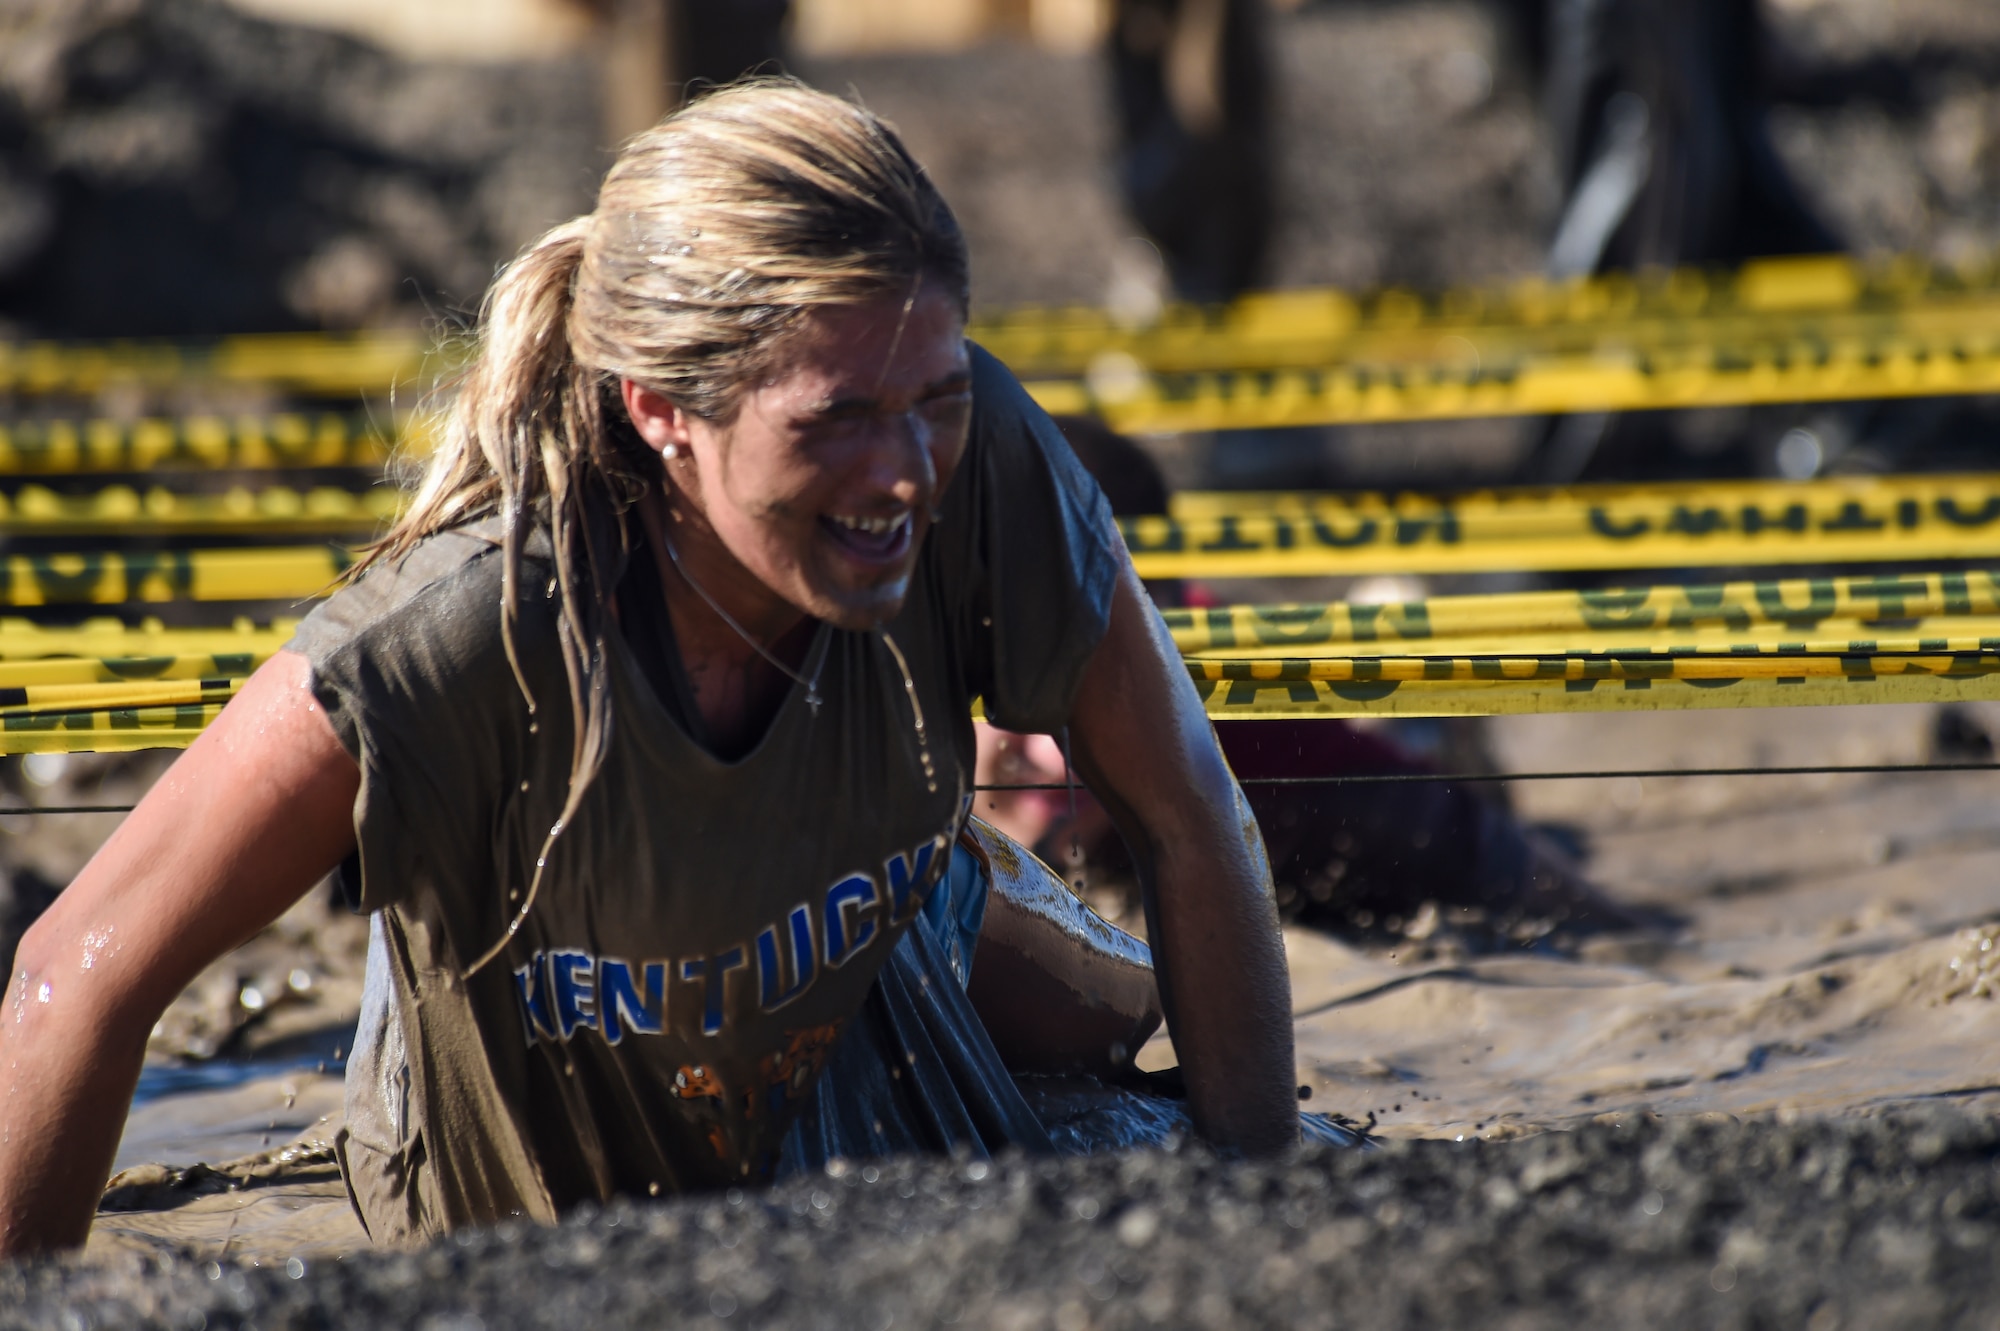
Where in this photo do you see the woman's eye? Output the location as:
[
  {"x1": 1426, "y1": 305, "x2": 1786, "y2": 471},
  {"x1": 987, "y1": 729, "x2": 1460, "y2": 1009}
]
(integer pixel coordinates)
[
  {"x1": 803, "y1": 416, "x2": 872, "y2": 447},
  {"x1": 920, "y1": 393, "x2": 973, "y2": 428}
]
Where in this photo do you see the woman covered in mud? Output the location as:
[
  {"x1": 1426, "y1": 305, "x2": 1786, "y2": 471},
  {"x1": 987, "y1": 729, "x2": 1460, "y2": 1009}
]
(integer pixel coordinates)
[{"x1": 0, "y1": 81, "x2": 1300, "y2": 1251}]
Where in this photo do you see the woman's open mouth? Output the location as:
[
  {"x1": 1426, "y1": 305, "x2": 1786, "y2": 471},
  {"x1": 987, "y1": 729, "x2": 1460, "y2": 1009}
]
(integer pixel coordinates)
[{"x1": 821, "y1": 509, "x2": 914, "y2": 566}]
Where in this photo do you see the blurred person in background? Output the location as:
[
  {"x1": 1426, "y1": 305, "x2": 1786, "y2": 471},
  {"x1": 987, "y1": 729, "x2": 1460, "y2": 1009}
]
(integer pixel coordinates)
[
  {"x1": 581, "y1": 0, "x2": 794, "y2": 140},
  {"x1": 977, "y1": 416, "x2": 1640, "y2": 948},
  {"x1": 1107, "y1": 0, "x2": 1273, "y2": 303},
  {"x1": 1525, "y1": 0, "x2": 1849, "y2": 482}
]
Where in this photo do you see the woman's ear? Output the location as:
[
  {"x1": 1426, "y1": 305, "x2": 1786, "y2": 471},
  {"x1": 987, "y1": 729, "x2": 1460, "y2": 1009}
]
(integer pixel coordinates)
[{"x1": 620, "y1": 379, "x2": 694, "y2": 459}]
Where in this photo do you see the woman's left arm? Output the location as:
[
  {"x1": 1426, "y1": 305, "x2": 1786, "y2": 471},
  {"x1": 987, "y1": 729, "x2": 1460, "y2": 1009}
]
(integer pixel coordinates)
[{"x1": 1067, "y1": 558, "x2": 1298, "y2": 1156}]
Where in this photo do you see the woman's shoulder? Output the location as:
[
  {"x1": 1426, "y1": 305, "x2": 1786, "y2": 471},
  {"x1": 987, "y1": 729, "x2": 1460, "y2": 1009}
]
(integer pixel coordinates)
[
  {"x1": 966, "y1": 340, "x2": 1039, "y2": 432},
  {"x1": 288, "y1": 516, "x2": 557, "y2": 678}
]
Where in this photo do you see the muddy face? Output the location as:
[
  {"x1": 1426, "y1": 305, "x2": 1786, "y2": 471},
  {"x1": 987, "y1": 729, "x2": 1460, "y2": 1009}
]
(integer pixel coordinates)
[{"x1": 634, "y1": 284, "x2": 972, "y2": 632}]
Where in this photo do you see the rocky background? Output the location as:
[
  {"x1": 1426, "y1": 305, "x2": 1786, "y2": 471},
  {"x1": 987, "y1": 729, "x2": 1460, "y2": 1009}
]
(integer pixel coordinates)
[{"x1": 5, "y1": 0, "x2": 2000, "y2": 335}]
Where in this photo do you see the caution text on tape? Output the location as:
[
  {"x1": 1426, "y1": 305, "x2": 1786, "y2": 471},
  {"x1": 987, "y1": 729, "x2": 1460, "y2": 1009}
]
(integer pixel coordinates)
[
  {"x1": 1128, "y1": 473, "x2": 2000, "y2": 578},
  {"x1": 1166, "y1": 569, "x2": 2000, "y2": 655}
]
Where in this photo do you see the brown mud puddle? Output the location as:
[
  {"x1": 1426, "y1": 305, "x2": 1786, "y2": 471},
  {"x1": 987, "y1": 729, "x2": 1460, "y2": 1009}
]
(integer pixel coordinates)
[{"x1": 1260, "y1": 703, "x2": 2000, "y2": 1141}]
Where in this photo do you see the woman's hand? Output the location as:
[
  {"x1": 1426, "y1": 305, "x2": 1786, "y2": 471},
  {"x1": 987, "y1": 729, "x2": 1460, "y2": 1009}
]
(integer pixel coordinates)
[
  {"x1": 1066, "y1": 559, "x2": 1299, "y2": 1156},
  {"x1": 0, "y1": 651, "x2": 359, "y2": 1254}
]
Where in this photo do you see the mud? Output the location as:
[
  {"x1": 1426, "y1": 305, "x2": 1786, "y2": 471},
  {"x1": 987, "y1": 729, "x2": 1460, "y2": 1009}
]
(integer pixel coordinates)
[{"x1": 16, "y1": 1105, "x2": 2000, "y2": 1329}]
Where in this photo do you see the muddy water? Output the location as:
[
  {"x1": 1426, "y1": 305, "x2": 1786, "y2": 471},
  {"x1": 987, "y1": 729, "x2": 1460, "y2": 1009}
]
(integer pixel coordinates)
[
  {"x1": 70, "y1": 700, "x2": 2000, "y2": 1263},
  {"x1": 1261, "y1": 702, "x2": 2000, "y2": 1141}
]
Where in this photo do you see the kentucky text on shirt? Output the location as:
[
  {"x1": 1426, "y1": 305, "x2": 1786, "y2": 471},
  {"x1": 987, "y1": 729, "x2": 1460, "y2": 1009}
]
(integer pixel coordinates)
[{"x1": 509, "y1": 819, "x2": 960, "y2": 1047}]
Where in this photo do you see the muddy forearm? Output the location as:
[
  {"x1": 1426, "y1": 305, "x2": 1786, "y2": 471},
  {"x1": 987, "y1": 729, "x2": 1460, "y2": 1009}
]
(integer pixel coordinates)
[
  {"x1": 1067, "y1": 562, "x2": 1297, "y2": 1154},
  {"x1": 0, "y1": 973, "x2": 150, "y2": 1253},
  {"x1": 1140, "y1": 785, "x2": 1297, "y2": 1155}
]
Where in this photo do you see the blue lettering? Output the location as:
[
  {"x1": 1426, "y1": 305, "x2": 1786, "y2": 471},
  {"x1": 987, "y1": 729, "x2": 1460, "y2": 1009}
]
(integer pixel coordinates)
[
  {"x1": 682, "y1": 947, "x2": 747, "y2": 1037},
  {"x1": 884, "y1": 839, "x2": 940, "y2": 925},
  {"x1": 823, "y1": 873, "x2": 879, "y2": 968},
  {"x1": 599, "y1": 958, "x2": 665, "y2": 1045},
  {"x1": 551, "y1": 950, "x2": 597, "y2": 1039},
  {"x1": 512, "y1": 953, "x2": 558, "y2": 1044},
  {"x1": 757, "y1": 904, "x2": 817, "y2": 1012}
]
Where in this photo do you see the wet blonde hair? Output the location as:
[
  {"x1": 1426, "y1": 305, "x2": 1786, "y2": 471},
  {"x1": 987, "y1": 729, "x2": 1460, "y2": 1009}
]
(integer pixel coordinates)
[{"x1": 368, "y1": 80, "x2": 968, "y2": 971}]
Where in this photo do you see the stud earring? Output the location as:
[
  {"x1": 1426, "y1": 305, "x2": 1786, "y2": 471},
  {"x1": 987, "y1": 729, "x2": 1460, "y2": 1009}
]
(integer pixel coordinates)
[{"x1": 661, "y1": 442, "x2": 679, "y2": 460}]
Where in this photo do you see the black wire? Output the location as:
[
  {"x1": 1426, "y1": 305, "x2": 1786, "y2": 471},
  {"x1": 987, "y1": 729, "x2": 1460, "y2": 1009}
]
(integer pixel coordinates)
[
  {"x1": 0, "y1": 804, "x2": 137, "y2": 814},
  {"x1": 5, "y1": 760, "x2": 1997, "y2": 815},
  {"x1": 977, "y1": 760, "x2": 2000, "y2": 789}
]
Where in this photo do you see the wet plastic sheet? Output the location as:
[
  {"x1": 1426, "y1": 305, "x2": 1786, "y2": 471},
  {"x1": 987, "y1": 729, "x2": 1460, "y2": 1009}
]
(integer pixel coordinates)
[
  {"x1": 778, "y1": 915, "x2": 1053, "y2": 1174},
  {"x1": 777, "y1": 914, "x2": 1362, "y2": 1178}
]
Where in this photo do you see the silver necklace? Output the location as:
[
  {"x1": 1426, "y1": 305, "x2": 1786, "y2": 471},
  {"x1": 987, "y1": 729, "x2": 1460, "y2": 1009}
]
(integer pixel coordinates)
[{"x1": 657, "y1": 526, "x2": 825, "y2": 717}]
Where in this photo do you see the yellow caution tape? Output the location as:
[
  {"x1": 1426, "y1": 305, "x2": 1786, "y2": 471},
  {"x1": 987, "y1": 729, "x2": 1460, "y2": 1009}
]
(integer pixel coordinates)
[
  {"x1": 11, "y1": 642, "x2": 1998, "y2": 752},
  {"x1": 997, "y1": 252, "x2": 2000, "y2": 428},
  {"x1": 994, "y1": 254, "x2": 2000, "y2": 427},
  {"x1": 0, "y1": 619, "x2": 293, "y2": 660},
  {"x1": 1189, "y1": 650, "x2": 2000, "y2": 684},
  {"x1": 0, "y1": 676, "x2": 245, "y2": 711},
  {"x1": 0, "y1": 415, "x2": 394, "y2": 472},
  {"x1": 0, "y1": 623, "x2": 281, "y2": 751},
  {"x1": 1167, "y1": 569, "x2": 2000, "y2": 655},
  {"x1": 0, "y1": 473, "x2": 1990, "y2": 606},
  {"x1": 1022, "y1": 335, "x2": 2000, "y2": 432},
  {"x1": 1184, "y1": 620, "x2": 2000, "y2": 662},
  {"x1": 0, "y1": 332, "x2": 445, "y2": 398},
  {"x1": 0, "y1": 613, "x2": 1992, "y2": 757},
  {"x1": 0, "y1": 547, "x2": 346, "y2": 605},
  {"x1": 0, "y1": 484, "x2": 398, "y2": 536},
  {"x1": 981, "y1": 255, "x2": 1978, "y2": 370},
  {"x1": 9, "y1": 472, "x2": 1995, "y2": 595},
  {"x1": 13, "y1": 253, "x2": 2000, "y2": 428},
  {"x1": 0, "y1": 653, "x2": 272, "y2": 687},
  {"x1": 2, "y1": 254, "x2": 1922, "y2": 395},
  {"x1": 1187, "y1": 662, "x2": 2000, "y2": 719},
  {"x1": 1127, "y1": 472, "x2": 2000, "y2": 577},
  {"x1": 0, "y1": 473, "x2": 1988, "y2": 611},
  {"x1": 0, "y1": 700, "x2": 235, "y2": 754}
]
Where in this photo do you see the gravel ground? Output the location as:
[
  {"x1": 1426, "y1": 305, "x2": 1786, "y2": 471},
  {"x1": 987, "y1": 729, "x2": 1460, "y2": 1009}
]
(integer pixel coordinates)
[{"x1": 22, "y1": 1105, "x2": 2000, "y2": 1329}]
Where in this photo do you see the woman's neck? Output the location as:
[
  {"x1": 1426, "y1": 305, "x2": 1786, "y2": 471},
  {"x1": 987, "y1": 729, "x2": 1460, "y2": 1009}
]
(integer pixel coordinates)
[{"x1": 636, "y1": 487, "x2": 815, "y2": 755}]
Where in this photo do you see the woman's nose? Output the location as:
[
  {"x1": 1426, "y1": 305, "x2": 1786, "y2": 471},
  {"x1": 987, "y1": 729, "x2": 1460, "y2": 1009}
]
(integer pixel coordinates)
[{"x1": 865, "y1": 409, "x2": 938, "y2": 503}]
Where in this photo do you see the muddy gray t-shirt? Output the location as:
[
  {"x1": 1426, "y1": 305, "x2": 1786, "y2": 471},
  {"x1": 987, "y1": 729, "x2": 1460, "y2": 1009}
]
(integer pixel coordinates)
[{"x1": 293, "y1": 347, "x2": 1119, "y2": 1243}]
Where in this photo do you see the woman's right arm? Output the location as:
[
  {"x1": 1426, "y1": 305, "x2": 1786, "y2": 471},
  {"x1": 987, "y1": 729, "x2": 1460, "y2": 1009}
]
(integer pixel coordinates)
[{"x1": 0, "y1": 650, "x2": 358, "y2": 1254}]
